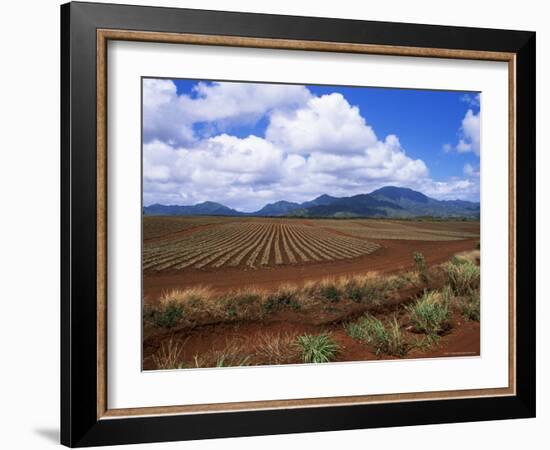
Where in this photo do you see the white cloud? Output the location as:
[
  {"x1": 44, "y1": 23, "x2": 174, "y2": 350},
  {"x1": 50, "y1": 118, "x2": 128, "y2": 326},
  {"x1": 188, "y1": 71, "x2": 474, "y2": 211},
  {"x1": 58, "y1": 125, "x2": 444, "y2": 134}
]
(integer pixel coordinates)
[
  {"x1": 142, "y1": 79, "x2": 311, "y2": 145},
  {"x1": 186, "y1": 82, "x2": 311, "y2": 124},
  {"x1": 460, "y1": 93, "x2": 480, "y2": 108},
  {"x1": 416, "y1": 178, "x2": 479, "y2": 201},
  {"x1": 143, "y1": 135, "x2": 289, "y2": 210},
  {"x1": 305, "y1": 135, "x2": 428, "y2": 182},
  {"x1": 143, "y1": 130, "x2": 442, "y2": 210},
  {"x1": 459, "y1": 109, "x2": 480, "y2": 156},
  {"x1": 143, "y1": 80, "x2": 195, "y2": 145},
  {"x1": 266, "y1": 93, "x2": 378, "y2": 154},
  {"x1": 463, "y1": 163, "x2": 480, "y2": 177},
  {"x1": 446, "y1": 109, "x2": 480, "y2": 156}
]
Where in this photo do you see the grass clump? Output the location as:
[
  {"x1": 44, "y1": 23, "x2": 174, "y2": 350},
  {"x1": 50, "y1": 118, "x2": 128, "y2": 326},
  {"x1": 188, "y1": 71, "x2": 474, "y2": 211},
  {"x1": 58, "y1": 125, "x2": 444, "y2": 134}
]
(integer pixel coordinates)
[
  {"x1": 340, "y1": 274, "x2": 395, "y2": 304},
  {"x1": 345, "y1": 321, "x2": 368, "y2": 341},
  {"x1": 295, "y1": 333, "x2": 340, "y2": 363},
  {"x1": 319, "y1": 282, "x2": 342, "y2": 303},
  {"x1": 223, "y1": 289, "x2": 263, "y2": 319},
  {"x1": 147, "y1": 269, "x2": 422, "y2": 331},
  {"x1": 263, "y1": 285, "x2": 300, "y2": 312},
  {"x1": 152, "y1": 302, "x2": 184, "y2": 328},
  {"x1": 343, "y1": 279, "x2": 366, "y2": 303},
  {"x1": 446, "y1": 260, "x2": 480, "y2": 295},
  {"x1": 413, "y1": 251, "x2": 428, "y2": 282},
  {"x1": 152, "y1": 338, "x2": 186, "y2": 369},
  {"x1": 457, "y1": 291, "x2": 480, "y2": 321},
  {"x1": 407, "y1": 290, "x2": 449, "y2": 336},
  {"x1": 192, "y1": 340, "x2": 251, "y2": 368},
  {"x1": 254, "y1": 332, "x2": 299, "y2": 365},
  {"x1": 345, "y1": 315, "x2": 408, "y2": 356}
]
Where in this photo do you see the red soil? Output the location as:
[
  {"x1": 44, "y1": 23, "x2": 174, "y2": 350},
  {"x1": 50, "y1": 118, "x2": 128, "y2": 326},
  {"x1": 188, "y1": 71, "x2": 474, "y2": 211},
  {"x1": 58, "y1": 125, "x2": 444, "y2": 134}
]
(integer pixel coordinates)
[
  {"x1": 142, "y1": 228, "x2": 480, "y2": 369},
  {"x1": 142, "y1": 292, "x2": 480, "y2": 370}
]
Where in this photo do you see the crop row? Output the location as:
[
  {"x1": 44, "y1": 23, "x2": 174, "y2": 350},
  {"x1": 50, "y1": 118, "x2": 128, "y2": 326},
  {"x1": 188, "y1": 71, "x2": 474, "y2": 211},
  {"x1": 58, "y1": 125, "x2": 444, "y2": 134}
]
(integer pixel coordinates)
[{"x1": 143, "y1": 222, "x2": 381, "y2": 272}]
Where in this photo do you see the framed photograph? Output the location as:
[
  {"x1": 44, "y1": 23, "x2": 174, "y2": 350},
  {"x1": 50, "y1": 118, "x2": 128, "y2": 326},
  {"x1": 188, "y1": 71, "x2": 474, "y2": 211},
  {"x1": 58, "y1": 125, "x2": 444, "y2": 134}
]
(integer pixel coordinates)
[{"x1": 61, "y1": 1, "x2": 536, "y2": 447}]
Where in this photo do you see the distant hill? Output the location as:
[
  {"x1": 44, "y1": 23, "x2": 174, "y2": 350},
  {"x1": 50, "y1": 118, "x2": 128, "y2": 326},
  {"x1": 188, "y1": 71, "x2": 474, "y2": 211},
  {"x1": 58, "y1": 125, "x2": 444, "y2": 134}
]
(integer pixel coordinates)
[
  {"x1": 291, "y1": 194, "x2": 402, "y2": 218},
  {"x1": 252, "y1": 194, "x2": 341, "y2": 216},
  {"x1": 143, "y1": 201, "x2": 243, "y2": 216},
  {"x1": 253, "y1": 200, "x2": 301, "y2": 216},
  {"x1": 370, "y1": 186, "x2": 429, "y2": 204},
  {"x1": 300, "y1": 194, "x2": 340, "y2": 209},
  {"x1": 143, "y1": 186, "x2": 480, "y2": 218}
]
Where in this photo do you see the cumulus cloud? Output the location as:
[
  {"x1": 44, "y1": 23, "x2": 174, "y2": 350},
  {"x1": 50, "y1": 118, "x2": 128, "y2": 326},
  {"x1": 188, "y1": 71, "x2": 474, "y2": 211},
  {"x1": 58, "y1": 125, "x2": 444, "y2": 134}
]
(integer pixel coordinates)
[
  {"x1": 142, "y1": 130, "x2": 457, "y2": 210},
  {"x1": 143, "y1": 79, "x2": 311, "y2": 145},
  {"x1": 266, "y1": 93, "x2": 378, "y2": 154},
  {"x1": 457, "y1": 109, "x2": 480, "y2": 156},
  {"x1": 143, "y1": 79, "x2": 195, "y2": 145},
  {"x1": 444, "y1": 109, "x2": 480, "y2": 156}
]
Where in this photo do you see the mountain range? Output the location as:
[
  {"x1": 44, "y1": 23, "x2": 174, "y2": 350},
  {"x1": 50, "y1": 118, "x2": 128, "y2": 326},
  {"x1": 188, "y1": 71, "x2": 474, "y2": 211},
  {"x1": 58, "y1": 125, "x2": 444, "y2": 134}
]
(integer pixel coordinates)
[{"x1": 144, "y1": 186, "x2": 480, "y2": 219}]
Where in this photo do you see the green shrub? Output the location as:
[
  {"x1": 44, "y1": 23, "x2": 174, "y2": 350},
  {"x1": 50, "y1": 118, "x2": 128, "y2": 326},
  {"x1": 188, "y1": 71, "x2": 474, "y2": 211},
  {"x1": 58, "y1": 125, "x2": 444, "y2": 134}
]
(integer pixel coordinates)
[
  {"x1": 223, "y1": 291, "x2": 263, "y2": 318},
  {"x1": 343, "y1": 279, "x2": 364, "y2": 303},
  {"x1": 295, "y1": 334, "x2": 340, "y2": 363},
  {"x1": 342, "y1": 277, "x2": 387, "y2": 304},
  {"x1": 319, "y1": 284, "x2": 341, "y2": 303},
  {"x1": 458, "y1": 291, "x2": 480, "y2": 321},
  {"x1": 446, "y1": 260, "x2": 480, "y2": 295},
  {"x1": 345, "y1": 315, "x2": 408, "y2": 356},
  {"x1": 385, "y1": 275, "x2": 409, "y2": 290},
  {"x1": 344, "y1": 321, "x2": 367, "y2": 341},
  {"x1": 449, "y1": 255, "x2": 467, "y2": 266},
  {"x1": 407, "y1": 291, "x2": 449, "y2": 336},
  {"x1": 413, "y1": 251, "x2": 428, "y2": 282},
  {"x1": 153, "y1": 302, "x2": 184, "y2": 328},
  {"x1": 263, "y1": 287, "x2": 300, "y2": 312}
]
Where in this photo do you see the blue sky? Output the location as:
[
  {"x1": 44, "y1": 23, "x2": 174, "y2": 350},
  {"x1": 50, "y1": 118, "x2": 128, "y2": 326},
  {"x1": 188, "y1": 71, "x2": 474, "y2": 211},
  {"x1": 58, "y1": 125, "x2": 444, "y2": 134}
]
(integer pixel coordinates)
[{"x1": 143, "y1": 78, "x2": 480, "y2": 211}]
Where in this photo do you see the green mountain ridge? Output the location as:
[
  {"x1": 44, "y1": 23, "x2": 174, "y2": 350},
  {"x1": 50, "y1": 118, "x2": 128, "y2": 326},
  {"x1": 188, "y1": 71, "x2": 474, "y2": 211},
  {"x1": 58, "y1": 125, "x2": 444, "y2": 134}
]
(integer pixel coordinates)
[{"x1": 144, "y1": 186, "x2": 480, "y2": 218}]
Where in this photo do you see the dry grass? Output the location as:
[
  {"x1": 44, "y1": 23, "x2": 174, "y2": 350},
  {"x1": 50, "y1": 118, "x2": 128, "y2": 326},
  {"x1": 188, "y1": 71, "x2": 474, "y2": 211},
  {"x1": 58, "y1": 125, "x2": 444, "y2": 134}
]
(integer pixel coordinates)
[
  {"x1": 146, "y1": 270, "x2": 420, "y2": 330},
  {"x1": 345, "y1": 315, "x2": 409, "y2": 356},
  {"x1": 152, "y1": 338, "x2": 186, "y2": 370},
  {"x1": 253, "y1": 332, "x2": 300, "y2": 365},
  {"x1": 192, "y1": 339, "x2": 252, "y2": 368},
  {"x1": 406, "y1": 290, "x2": 450, "y2": 337},
  {"x1": 456, "y1": 292, "x2": 481, "y2": 321},
  {"x1": 156, "y1": 286, "x2": 267, "y2": 326},
  {"x1": 153, "y1": 333, "x2": 301, "y2": 370},
  {"x1": 446, "y1": 257, "x2": 480, "y2": 296},
  {"x1": 452, "y1": 249, "x2": 480, "y2": 264}
]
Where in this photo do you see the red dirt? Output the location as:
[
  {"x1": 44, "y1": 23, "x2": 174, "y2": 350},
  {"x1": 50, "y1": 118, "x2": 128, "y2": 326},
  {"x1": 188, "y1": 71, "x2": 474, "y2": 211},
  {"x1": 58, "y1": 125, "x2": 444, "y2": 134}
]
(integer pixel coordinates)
[
  {"x1": 143, "y1": 307, "x2": 480, "y2": 370},
  {"x1": 144, "y1": 222, "x2": 227, "y2": 244},
  {"x1": 142, "y1": 272, "x2": 480, "y2": 370},
  {"x1": 143, "y1": 238, "x2": 478, "y2": 303}
]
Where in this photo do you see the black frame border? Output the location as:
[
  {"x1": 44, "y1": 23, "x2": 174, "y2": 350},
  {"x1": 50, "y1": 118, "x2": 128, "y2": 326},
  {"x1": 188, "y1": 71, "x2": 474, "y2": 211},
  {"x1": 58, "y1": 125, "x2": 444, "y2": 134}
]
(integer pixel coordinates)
[{"x1": 61, "y1": 2, "x2": 536, "y2": 447}]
